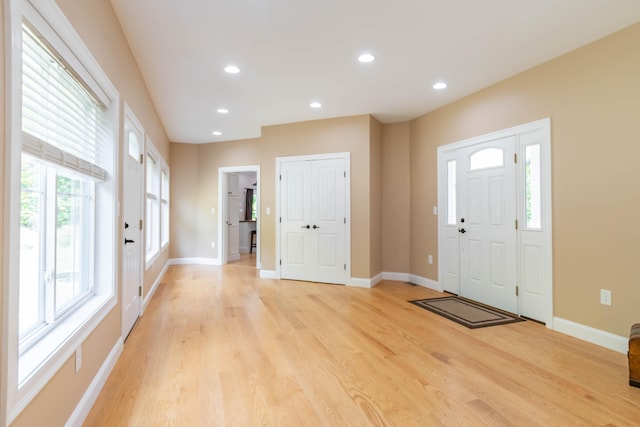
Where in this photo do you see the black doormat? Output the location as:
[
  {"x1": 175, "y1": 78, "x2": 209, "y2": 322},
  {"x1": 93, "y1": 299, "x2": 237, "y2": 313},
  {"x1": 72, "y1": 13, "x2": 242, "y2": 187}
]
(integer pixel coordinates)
[{"x1": 409, "y1": 296, "x2": 524, "y2": 329}]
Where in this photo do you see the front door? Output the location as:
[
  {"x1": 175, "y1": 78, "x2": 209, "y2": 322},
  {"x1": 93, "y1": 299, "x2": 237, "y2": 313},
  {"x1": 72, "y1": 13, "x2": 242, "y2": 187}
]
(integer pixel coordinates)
[
  {"x1": 122, "y1": 113, "x2": 143, "y2": 339},
  {"x1": 280, "y1": 157, "x2": 346, "y2": 284},
  {"x1": 458, "y1": 137, "x2": 517, "y2": 313}
]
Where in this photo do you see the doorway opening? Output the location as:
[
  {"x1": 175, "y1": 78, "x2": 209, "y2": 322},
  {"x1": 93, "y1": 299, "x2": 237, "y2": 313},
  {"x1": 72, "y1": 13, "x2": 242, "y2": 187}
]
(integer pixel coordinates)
[{"x1": 218, "y1": 166, "x2": 260, "y2": 268}]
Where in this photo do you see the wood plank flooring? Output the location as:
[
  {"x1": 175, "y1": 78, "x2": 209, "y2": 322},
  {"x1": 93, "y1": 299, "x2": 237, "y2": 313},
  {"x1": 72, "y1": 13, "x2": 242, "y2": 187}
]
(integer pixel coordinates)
[{"x1": 84, "y1": 262, "x2": 640, "y2": 426}]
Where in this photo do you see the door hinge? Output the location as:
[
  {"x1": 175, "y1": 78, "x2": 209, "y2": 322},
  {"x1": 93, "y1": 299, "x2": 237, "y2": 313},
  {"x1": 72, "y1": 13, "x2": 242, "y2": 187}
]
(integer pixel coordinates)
[
  {"x1": 344, "y1": 171, "x2": 346, "y2": 178},
  {"x1": 139, "y1": 286, "x2": 142, "y2": 297},
  {"x1": 280, "y1": 259, "x2": 282, "y2": 266},
  {"x1": 140, "y1": 219, "x2": 143, "y2": 230},
  {"x1": 344, "y1": 217, "x2": 346, "y2": 224},
  {"x1": 140, "y1": 154, "x2": 144, "y2": 164},
  {"x1": 279, "y1": 174, "x2": 282, "y2": 181},
  {"x1": 515, "y1": 219, "x2": 518, "y2": 230},
  {"x1": 279, "y1": 217, "x2": 282, "y2": 223},
  {"x1": 344, "y1": 264, "x2": 346, "y2": 270},
  {"x1": 514, "y1": 153, "x2": 517, "y2": 163},
  {"x1": 516, "y1": 286, "x2": 519, "y2": 297}
]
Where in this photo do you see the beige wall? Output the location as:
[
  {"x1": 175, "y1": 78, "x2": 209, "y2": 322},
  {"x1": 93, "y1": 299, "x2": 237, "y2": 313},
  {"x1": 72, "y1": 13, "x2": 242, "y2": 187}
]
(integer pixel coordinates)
[
  {"x1": 382, "y1": 122, "x2": 411, "y2": 273},
  {"x1": 170, "y1": 115, "x2": 378, "y2": 278},
  {"x1": 409, "y1": 22, "x2": 640, "y2": 336},
  {"x1": 3, "y1": 0, "x2": 171, "y2": 425},
  {"x1": 369, "y1": 117, "x2": 383, "y2": 277}
]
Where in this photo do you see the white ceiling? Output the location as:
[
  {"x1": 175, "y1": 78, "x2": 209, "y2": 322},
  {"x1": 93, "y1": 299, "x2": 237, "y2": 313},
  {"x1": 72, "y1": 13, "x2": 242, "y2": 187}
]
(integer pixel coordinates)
[{"x1": 110, "y1": 0, "x2": 640, "y2": 144}]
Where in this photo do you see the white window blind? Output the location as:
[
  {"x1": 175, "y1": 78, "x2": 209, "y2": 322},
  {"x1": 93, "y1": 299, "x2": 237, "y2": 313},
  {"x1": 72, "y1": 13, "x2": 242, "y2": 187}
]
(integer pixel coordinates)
[{"x1": 21, "y1": 22, "x2": 108, "y2": 180}]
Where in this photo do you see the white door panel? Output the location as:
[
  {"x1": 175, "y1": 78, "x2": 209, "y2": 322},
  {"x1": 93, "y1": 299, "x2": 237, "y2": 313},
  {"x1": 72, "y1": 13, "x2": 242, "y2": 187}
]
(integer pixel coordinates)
[
  {"x1": 459, "y1": 136, "x2": 517, "y2": 314},
  {"x1": 226, "y1": 193, "x2": 240, "y2": 261},
  {"x1": 280, "y1": 156, "x2": 346, "y2": 285},
  {"x1": 122, "y1": 113, "x2": 143, "y2": 339}
]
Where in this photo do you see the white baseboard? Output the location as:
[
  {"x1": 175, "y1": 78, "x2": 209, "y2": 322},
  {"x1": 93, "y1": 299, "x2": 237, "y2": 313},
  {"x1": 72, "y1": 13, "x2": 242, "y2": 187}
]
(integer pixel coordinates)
[
  {"x1": 143, "y1": 260, "x2": 170, "y2": 312},
  {"x1": 259, "y1": 270, "x2": 277, "y2": 279},
  {"x1": 168, "y1": 257, "x2": 221, "y2": 266},
  {"x1": 382, "y1": 272, "x2": 411, "y2": 282},
  {"x1": 349, "y1": 273, "x2": 383, "y2": 288},
  {"x1": 553, "y1": 317, "x2": 627, "y2": 354},
  {"x1": 409, "y1": 274, "x2": 442, "y2": 292},
  {"x1": 65, "y1": 338, "x2": 124, "y2": 427}
]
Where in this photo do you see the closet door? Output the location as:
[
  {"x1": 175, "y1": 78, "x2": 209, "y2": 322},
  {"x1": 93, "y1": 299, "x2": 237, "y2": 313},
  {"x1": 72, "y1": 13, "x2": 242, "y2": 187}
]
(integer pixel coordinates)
[{"x1": 280, "y1": 157, "x2": 346, "y2": 284}]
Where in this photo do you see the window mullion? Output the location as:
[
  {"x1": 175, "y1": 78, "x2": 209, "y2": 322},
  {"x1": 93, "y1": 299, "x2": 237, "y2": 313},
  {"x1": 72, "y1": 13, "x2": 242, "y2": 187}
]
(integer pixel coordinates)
[{"x1": 44, "y1": 168, "x2": 56, "y2": 324}]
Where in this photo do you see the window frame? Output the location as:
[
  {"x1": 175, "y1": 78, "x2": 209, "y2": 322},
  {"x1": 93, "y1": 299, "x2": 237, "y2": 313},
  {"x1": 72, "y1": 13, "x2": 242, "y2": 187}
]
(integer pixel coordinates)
[
  {"x1": 2, "y1": 1, "x2": 119, "y2": 424},
  {"x1": 144, "y1": 139, "x2": 169, "y2": 268}
]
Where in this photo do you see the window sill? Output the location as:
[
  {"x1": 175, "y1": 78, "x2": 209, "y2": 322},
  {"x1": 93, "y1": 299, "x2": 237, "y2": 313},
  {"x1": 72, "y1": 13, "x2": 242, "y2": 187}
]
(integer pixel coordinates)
[{"x1": 18, "y1": 292, "x2": 113, "y2": 386}]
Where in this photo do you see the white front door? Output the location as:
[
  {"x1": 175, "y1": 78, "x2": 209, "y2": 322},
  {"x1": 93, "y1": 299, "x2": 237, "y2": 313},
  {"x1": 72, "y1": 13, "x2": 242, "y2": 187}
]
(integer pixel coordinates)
[
  {"x1": 122, "y1": 110, "x2": 143, "y2": 339},
  {"x1": 459, "y1": 137, "x2": 518, "y2": 313},
  {"x1": 280, "y1": 156, "x2": 347, "y2": 284},
  {"x1": 438, "y1": 120, "x2": 552, "y2": 324}
]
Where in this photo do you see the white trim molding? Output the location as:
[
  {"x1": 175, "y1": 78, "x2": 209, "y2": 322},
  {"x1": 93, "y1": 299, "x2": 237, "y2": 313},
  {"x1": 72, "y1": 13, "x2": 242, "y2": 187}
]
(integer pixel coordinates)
[
  {"x1": 259, "y1": 270, "x2": 277, "y2": 279},
  {"x1": 348, "y1": 273, "x2": 383, "y2": 288},
  {"x1": 553, "y1": 317, "x2": 627, "y2": 354},
  {"x1": 65, "y1": 338, "x2": 124, "y2": 427},
  {"x1": 409, "y1": 275, "x2": 442, "y2": 292}
]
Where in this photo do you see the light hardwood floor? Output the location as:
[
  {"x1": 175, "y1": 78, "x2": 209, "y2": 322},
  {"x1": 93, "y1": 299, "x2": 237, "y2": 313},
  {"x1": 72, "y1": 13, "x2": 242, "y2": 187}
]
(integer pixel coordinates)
[{"x1": 85, "y1": 263, "x2": 640, "y2": 426}]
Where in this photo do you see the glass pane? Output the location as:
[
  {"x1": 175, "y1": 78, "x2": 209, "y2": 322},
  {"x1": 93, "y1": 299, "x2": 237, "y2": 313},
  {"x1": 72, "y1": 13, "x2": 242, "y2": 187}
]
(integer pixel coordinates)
[
  {"x1": 469, "y1": 148, "x2": 503, "y2": 171},
  {"x1": 128, "y1": 131, "x2": 139, "y2": 160},
  {"x1": 55, "y1": 173, "x2": 90, "y2": 312},
  {"x1": 252, "y1": 194, "x2": 257, "y2": 220},
  {"x1": 161, "y1": 170, "x2": 168, "y2": 200},
  {"x1": 19, "y1": 155, "x2": 44, "y2": 336},
  {"x1": 447, "y1": 160, "x2": 456, "y2": 225},
  {"x1": 525, "y1": 144, "x2": 542, "y2": 229}
]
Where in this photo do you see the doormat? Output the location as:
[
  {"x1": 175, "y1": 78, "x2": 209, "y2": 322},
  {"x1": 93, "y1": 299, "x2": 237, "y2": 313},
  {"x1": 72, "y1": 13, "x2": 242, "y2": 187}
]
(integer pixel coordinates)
[{"x1": 409, "y1": 296, "x2": 524, "y2": 329}]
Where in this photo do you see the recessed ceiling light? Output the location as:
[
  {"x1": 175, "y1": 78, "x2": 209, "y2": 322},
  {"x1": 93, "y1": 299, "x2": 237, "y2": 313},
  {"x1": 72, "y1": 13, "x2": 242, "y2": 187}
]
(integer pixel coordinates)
[
  {"x1": 433, "y1": 82, "x2": 447, "y2": 90},
  {"x1": 212, "y1": 131, "x2": 222, "y2": 136},
  {"x1": 358, "y1": 53, "x2": 375, "y2": 63},
  {"x1": 310, "y1": 101, "x2": 322, "y2": 109},
  {"x1": 217, "y1": 108, "x2": 229, "y2": 114},
  {"x1": 224, "y1": 65, "x2": 240, "y2": 74}
]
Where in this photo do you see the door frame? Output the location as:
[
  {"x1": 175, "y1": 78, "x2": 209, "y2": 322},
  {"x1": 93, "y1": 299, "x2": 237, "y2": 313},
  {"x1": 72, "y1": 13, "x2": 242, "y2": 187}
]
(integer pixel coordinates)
[
  {"x1": 218, "y1": 165, "x2": 260, "y2": 267},
  {"x1": 121, "y1": 103, "x2": 144, "y2": 339},
  {"x1": 275, "y1": 152, "x2": 351, "y2": 282},
  {"x1": 437, "y1": 118, "x2": 553, "y2": 326}
]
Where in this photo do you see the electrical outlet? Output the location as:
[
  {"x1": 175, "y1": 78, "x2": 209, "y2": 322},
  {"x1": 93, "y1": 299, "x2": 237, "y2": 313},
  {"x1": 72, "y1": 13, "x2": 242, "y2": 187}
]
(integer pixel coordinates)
[
  {"x1": 600, "y1": 289, "x2": 612, "y2": 306},
  {"x1": 428, "y1": 255, "x2": 433, "y2": 265}
]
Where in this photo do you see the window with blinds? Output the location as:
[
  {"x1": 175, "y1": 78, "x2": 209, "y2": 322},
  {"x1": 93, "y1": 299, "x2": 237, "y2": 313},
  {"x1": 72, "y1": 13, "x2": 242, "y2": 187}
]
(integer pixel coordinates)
[{"x1": 21, "y1": 22, "x2": 108, "y2": 180}]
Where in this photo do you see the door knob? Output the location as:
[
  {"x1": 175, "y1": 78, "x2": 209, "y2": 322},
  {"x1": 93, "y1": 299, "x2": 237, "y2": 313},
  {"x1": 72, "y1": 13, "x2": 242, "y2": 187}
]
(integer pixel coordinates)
[
  {"x1": 312, "y1": 225, "x2": 320, "y2": 229},
  {"x1": 458, "y1": 228, "x2": 466, "y2": 234},
  {"x1": 300, "y1": 225, "x2": 310, "y2": 229}
]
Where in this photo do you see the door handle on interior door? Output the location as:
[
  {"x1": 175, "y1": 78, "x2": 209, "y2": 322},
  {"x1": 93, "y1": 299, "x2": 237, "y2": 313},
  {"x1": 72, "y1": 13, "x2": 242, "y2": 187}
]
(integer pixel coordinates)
[
  {"x1": 124, "y1": 238, "x2": 135, "y2": 244},
  {"x1": 300, "y1": 225, "x2": 310, "y2": 229},
  {"x1": 458, "y1": 228, "x2": 466, "y2": 234},
  {"x1": 312, "y1": 225, "x2": 320, "y2": 229}
]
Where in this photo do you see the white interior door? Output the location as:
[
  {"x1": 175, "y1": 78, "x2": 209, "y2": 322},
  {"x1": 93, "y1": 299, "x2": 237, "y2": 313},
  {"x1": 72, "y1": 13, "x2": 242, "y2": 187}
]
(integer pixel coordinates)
[
  {"x1": 122, "y1": 111, "x2": 143, "y2": 339},
  {"x1": 225, "y1": 173, "x2": 240, "y2": 262},
  {"x1": 459, "y1": 137, "x2": 517, "y2": 313},
  {"x1": 280, "y1": 156, "x2": 346, "y2": 284}
]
